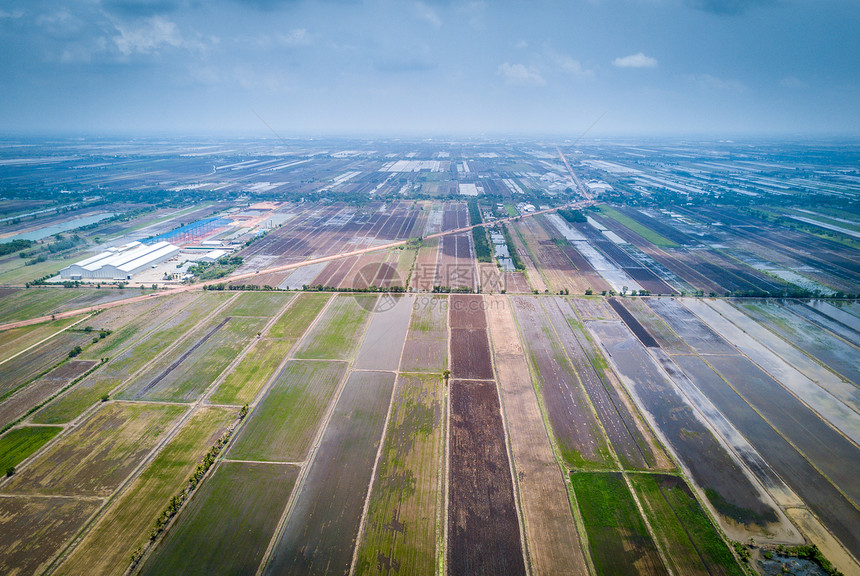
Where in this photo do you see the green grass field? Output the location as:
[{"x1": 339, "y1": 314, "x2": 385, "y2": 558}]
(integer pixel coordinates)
[
  {"x1": 227, "y1": 360, "x2": 347, "y2": 462},
  {"x1": 53, "y1": 407, "x2": 236, "y2": 576},
  {"x1": 400, "y1": 296, "x2": 448, "y2": 373},
  {"x1": 133, "y1": 315, "x2": 268, "y2": 402},
  {"x1": 3, "y1": 402, "x2": 185, "y2": 497},
  {"x1": 209, "y1": 293, "x2": 332, "y2": 405},
  {"x1": 0, "y1": 253, "x2": 81, "y2": 286},
  {"x1": 115, "y1": 298, "x2": 266, "y2": 403},
  {"x1": 266, "y1": 292, "x2": 330, "y2": 340},
  {"x1": 30, "y1": 374, "x2": 122, "y2": 425},
  {"x1": 0, "y1": 426, "x2": 63, "y2": 473},
  {"x1": 409, "y1": 295, "x2": 447, "y2": 334},
  {"x1": 209, "y1": 338, "x2": 294, "y2": 405},
  {"x1": 571, "y1": 471, "x2": 668, "y2": 576},
  {"x1": 596, "y1": 205, "x2": 679, "y2": 248},
  {"x1": 139, "y1": 461, "x2": 298, "y2": 576},
  {"x1": 630, "y1": 473, "x2": 744, "y2": 576},
  {"x1": 76, "y1": 298, "x2": 172, "y2": 361},
  {"x1": 34, "y1": 294, "x2": 226, "y2": 422},
  {"x1": 355, "y1": 374, "x2": 443, "y2": 575},
  {"x1": 293, "y1": 294, "x2": 374, "y2": 360},
  {"x1": 225, "y1": 291, "x2": 294, "y2": 317},
  {"x1": 392, "y1": 246, "x2": 418, "y2": 287}
]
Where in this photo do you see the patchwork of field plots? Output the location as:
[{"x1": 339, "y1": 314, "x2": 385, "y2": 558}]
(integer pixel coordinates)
[
  {"x1": 4, "y1": 402, "x2": 186, "y2": 497},
  {"x1": 485, "y1": 295, "x2": 590, "y2": 575},
  {"x1": 0, "y1": 282, "x2": 858, "y2": 576},
  {"x1": 3, "y1": 139, "x2": 860, "y2": 574},
  {"x1": 117, "y1": 294, "x2": 273, "y2": 402},
  {"x1": 54, "y1": 407, "x2": 236, "y2": 576},
  {"x1": 264, "y1": 371, "x2": 395, "y2": 576}
]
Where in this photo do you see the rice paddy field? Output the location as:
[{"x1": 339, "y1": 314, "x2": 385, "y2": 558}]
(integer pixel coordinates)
[{"x1": 1, "y1": 190, "x2": 859, "y2": 576}]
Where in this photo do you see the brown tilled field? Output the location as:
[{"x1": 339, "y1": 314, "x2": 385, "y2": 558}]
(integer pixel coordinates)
[
  {"x1": 437, "y1": 233, "x2": 475, "y2": 290},
  {"x1": 448, "y1": 379, "x2": 527, "y2": 576},
  {"x1": 449, "y1": 329, "x2": 493, "y2": 380},
  {"x1": 449, "y1": 294, "x2": 487, "y2": 329},
  {"x1": 503, "y1": 271, "x2": 532, "y2": 293},
  {"x1": 0, "y1": 496, "x2": 100, "y2": 576}
]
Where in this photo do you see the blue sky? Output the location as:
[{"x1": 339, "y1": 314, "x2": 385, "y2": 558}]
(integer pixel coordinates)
[{"x1": 1, "y1": 0, "x2": 858, "y2": 137}]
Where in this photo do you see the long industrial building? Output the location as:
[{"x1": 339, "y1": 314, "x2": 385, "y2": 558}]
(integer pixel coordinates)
[{"x1": 60, "y1": 241, "x2": 180, "y2": 280}]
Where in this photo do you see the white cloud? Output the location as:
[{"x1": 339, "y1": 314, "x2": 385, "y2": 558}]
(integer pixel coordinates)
[
  {"x1": 548, "y1": 50, "x2": 592, "y2": 78},
  {"x1": 0, "y1": 9, "x2": 24, "y2": 19},
  {"x1": 514, "y1": 40, "x2": 528, "y2": 49},
  {"x1": 113, "y1": 16, "x2": 182, "y2": 55},
  {"x1": 613, "y1": 52, "x2": 658, "y2": 68},
  {"x1": 498, "y1": 62, "x2": 545, "y2": 86},
  {"x1": 414, "y1": 2, "x2": 441, "y2": 28},
  {"x1": 780, "y1": 75, "x2": 806, "y2": 88}
]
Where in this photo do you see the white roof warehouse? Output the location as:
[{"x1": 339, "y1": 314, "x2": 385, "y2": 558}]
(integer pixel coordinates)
[{"x1": 60, "y1": 241, "x2": 180, "y2": 280}]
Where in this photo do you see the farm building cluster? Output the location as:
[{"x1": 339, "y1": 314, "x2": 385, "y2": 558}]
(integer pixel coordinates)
[{"x1": 59, "y1": 241, "x2": 180, "y2": 281}]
